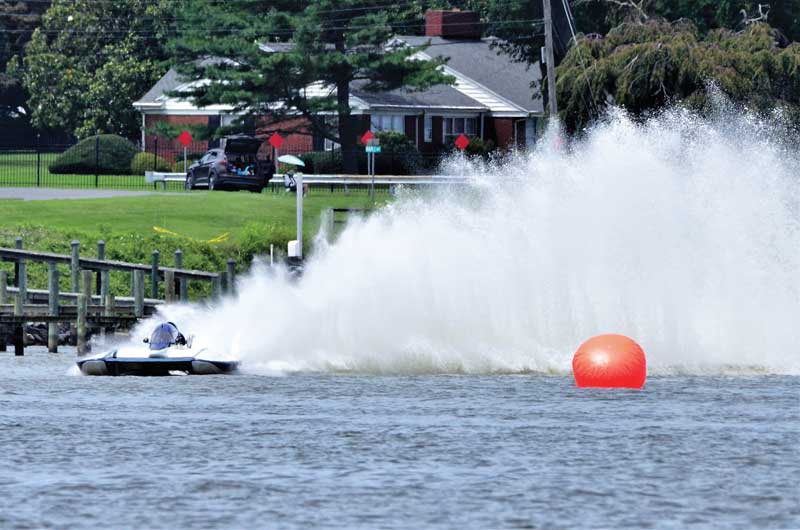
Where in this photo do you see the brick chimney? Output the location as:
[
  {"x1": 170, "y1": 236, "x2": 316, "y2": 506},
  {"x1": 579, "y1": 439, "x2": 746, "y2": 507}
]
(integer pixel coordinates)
[{"x1": 425, "y1": 10, "x2": 482, "y2": 39}]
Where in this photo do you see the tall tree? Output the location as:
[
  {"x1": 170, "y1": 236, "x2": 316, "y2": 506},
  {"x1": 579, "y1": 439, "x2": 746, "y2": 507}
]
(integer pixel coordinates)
[
  {"x1": 556, "y1": 20, "x2": 800, "y2": 133},
  {"x1": 1, "y1": 1, "x2": 51, "y2": 122},
  {"x1": 14, "y1": 0, "x2": 171, "y2": 139},
  {"x1": 170, "y1": 0, "x2": 452, "y2": 173}
]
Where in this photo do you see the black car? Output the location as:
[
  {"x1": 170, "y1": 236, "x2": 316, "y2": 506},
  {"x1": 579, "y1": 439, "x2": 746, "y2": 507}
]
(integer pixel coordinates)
[{"x1": 185, "y1": 135, "x2": 273, "y2": 192}]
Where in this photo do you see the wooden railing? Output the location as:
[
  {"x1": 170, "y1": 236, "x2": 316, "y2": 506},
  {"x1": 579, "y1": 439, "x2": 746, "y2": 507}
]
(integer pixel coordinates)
[{"x1": 0, "y1": 237, "x2": 236, "y2": 356}]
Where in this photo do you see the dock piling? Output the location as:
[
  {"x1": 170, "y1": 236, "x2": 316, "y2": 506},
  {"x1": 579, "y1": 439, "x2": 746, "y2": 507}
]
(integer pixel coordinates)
[
  {"x1": 151, "y1": 250, "x2": 160, "y2": 299},
  {"x1": 133, "y1": 270, "x2": 144, "y2": 318},
  {"x1": 70, "y1": 240, "x2": 80, "y2": 294},
  {"x1": 226, "y1": 259, "x2": 236, "y2": 295},
  {"x1": 164, "y1": 270, "x2": 176, "y2": 303},
  {"x1": 0, "y1": 271, "x2": 6, "y2": 352},
  {"x1": 48, "y1": 263, "x2": 59, "y2": 353},
  {"x1": 76, "y1": 293, "x2": 87, "y2": 354},
  {"x1": 96, "y1": 240, "x2": 105, "y2": 296},
  {"x1": 13, "y1": 292, "x2": 23, "y2": 356},
  {"x1": 175, "y1": 250, "x2": 187, "y2": 301}
]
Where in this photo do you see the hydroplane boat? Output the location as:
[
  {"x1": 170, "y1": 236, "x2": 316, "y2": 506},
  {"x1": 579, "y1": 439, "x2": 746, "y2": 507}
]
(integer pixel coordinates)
[{"x1": 76, "y1": 322, "x2": 238, "y2": 376}]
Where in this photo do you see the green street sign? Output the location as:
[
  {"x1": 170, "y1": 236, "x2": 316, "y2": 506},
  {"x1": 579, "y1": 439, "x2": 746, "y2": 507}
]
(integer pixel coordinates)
[{"x1": 365, "y1": 146, "x2": 382, "y2": 153}]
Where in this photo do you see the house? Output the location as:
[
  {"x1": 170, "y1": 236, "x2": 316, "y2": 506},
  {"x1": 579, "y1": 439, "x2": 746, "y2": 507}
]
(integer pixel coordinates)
[{"x1": 133, "y1": 10, "x2": 544, "y2": 159}]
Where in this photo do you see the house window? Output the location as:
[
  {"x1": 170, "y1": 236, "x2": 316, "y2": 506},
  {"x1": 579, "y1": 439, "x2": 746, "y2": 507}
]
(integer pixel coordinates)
[
  {"x1": 371, "y1": 114, "x2": 405, "y2": 134},
  {"x1": 424, "y1": 115, "x2": 432, "y2": 142},
  {"x1": 443, "y1": 117, "x2": 477, "y2": 143}
]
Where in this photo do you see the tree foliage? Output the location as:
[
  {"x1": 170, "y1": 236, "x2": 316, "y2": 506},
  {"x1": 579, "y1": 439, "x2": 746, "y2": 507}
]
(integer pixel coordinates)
[
  {"x1": 556, "y1": 20, "x2": 800, "y2": 133},
  {"x1": 0, "y1": 1, "x2": 51, "y2": 121},
  {"x1": 169, "y1": 0, "x2": 452, "y2": 172},
  {"x1": 14, "y1": 0, "x2": 171, "y2": 139}
]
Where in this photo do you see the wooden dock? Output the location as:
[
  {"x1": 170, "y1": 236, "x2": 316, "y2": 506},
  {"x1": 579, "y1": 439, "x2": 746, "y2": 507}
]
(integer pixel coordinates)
[{"x1": 0, "y1": 237, "x2": 236, "y2": 356}]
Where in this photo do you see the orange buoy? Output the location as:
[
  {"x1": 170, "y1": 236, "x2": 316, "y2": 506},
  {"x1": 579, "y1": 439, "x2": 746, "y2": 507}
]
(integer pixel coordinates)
[{"x1": 572, "y1": 334, "x2": 646, "y2": 389}]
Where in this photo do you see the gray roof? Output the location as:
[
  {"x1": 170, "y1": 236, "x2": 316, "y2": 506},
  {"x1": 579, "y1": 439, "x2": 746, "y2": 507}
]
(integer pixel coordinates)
[
  {"x1": 397, "y1": 36, "x2": 542, "y2": 113},
  {"x1": 135, "y1": 38, "x2": 543, "y2": 114},
  {"x1": 136, "y1": 68, "x2": 182, "y2": 105},
  {"x1": 351, "y1": 80, "x2": 486, "y2": 111}
]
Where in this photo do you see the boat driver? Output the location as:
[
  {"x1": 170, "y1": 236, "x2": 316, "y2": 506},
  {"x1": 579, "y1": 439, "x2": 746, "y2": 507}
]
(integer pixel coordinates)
[{"x1": 147, "y1": 322, "x2": 187, "y2": 350}]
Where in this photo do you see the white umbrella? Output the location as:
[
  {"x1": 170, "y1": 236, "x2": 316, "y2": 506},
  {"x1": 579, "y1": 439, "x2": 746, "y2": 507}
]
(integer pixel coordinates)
[{"x1": 277, "y1": 154, "x2": 305, "y2": 167}]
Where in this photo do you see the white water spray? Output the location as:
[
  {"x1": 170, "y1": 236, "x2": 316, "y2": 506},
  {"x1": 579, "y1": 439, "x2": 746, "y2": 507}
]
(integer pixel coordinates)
[{"x1": 154, "y1": 106, "x2": 800, "y2": 375}]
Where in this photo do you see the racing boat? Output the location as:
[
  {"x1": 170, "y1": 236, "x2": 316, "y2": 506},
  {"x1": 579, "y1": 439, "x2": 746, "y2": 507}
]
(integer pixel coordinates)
[{"x1": 76, "y1": 322, "x2": 238, "y2": 376}]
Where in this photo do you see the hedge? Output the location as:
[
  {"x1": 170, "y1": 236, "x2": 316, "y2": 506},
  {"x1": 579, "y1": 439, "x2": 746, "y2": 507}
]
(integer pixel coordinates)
[
  {"x1": 49, "y1": 134, "x2": 139, "y2": 175},
  {"x1": 131, "y1": 152, "x2": 173, "y2": 175}
]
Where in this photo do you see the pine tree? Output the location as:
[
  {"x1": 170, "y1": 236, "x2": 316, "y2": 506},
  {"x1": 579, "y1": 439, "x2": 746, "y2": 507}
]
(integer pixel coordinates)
[{"x1": 170, "y1": 0, "x2": 452, "y2": 173}]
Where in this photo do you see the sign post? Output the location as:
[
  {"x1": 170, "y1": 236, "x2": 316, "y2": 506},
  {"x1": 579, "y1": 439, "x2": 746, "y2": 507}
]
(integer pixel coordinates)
[
  {"x1": 365, "y1": 139, "x2": 381, "y2": 201},
  {"x1": 178, "y1": 130, "x2": 193, "y2": 173}
]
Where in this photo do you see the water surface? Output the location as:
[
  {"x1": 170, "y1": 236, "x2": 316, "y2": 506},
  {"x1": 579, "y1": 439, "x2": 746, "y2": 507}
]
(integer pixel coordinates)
[{"x1": 1, "y1": 353, "x2": 797, "y2": 529}]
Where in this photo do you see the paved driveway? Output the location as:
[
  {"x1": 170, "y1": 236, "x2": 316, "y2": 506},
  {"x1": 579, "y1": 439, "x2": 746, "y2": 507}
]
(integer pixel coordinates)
[{"x1": 0, "y1": 188, "x2": 184, "y2": 201}]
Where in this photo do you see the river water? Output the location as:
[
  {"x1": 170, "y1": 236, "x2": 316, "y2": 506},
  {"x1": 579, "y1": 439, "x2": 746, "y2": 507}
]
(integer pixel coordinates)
[{"x1": 0, "y1": 352, "x2": 797, "y2": 529}]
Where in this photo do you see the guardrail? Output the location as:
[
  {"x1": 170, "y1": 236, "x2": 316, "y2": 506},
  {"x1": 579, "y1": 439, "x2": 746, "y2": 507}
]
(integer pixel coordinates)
[{"x1": 146, "y1": 171, "x2": 472, "y2": 190}]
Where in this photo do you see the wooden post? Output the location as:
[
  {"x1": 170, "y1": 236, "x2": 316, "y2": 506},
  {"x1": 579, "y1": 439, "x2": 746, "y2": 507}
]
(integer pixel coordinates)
[
  {"x1": 15, "y1": 237, "x2": 27, "y2": 304},
  {"x1": 100, "y1": 269, "x2": 110, "y2": 303},
  {"x1": 151, "y1": 250, "x2": 160, "y2": 299},
  {"x1": 104, "y1": 294, "x2": 115, "y2": 317},
  {"x1": 96, "y1": 240, "x2": 105, "y2": 296},
  {"x1": 0, "y1": 270, "x2": 7, "y2": 305},
  {"x1": 211, "y1": 275, "x2": 221, "y2": 301},
  {"x1": 175, "y1": 249, "x2": 187, "y2": 301},
  {"x1": 81, "y1": 270, "x2": 93, "y2": 303},
  {"x1": 13, "y1": 292, "x2": 23, "y2": 356},
  {"x1": 76, "y1": 293, "x2": 87, "y2": 354},
  {"x1": 70, "y1": 240, "x2": 80, "y2": 293},
  {"x1": 220, "y1": 271, "x2": 228, "y2": 295},
  {"x1": 164, "y1": 270, "x2": 176, "y2": 303},
  {"x1": 226, "y1": 259, "x2": 236, "y2": 295},
  {"x1": 0, "y1": 270, "x2": 6, "y2": 352},
  {"x1": 134, "y1": 270, "x2": 144, "y2": 318},
  {"x1": 48, "y1": 263, "x2": 59, "y2": 353}
]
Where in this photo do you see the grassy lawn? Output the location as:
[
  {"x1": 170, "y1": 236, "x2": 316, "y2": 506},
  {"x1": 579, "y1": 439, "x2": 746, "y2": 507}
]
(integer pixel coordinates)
[
  {"x1": 0, "y1": 190, "x2": 387, "y2": 297},
  {"x1": 0, "y1": 150, "x2": 186, "y2": 191},
  {"x1": 0, "y1": 190, "x2": 381, "y2": 241}
]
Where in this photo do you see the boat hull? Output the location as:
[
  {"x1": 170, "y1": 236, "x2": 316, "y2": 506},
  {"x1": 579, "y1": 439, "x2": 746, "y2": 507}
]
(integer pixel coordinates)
[{"x1": 77, "y1": 352, "x2": 239, "y2": 376}]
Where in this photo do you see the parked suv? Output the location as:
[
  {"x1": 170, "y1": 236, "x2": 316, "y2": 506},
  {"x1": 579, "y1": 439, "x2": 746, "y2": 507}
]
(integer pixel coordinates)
[{"x1": 185, "y1": 135, "x2": 272, "y2": 192}]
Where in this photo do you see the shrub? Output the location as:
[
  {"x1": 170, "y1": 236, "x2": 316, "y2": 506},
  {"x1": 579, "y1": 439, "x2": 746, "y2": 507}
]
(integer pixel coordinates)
[
  {"x1": 374, "y1": 131, "x2": 421, "y2": 175},
  {"x1": 130, "y1": 152, "x2": 172, "y2": 174},
  {"x1": 49, "y1": 134, "x2": 139, "y2": 175},
  {"x1": 300, "y1": 150, "x2": 344, "y2": 174},
  {"x1": 465, "y1": 137, "x2": 496, "y2": 158},
  {"x1": 299, "y1": 132, "x2": 423, "y2": 175}
]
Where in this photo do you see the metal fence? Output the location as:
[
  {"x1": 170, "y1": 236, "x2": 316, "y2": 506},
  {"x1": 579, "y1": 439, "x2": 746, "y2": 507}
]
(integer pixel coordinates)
[{"x1": 0, "y1": 139, "x2": 450, "y2": 192}]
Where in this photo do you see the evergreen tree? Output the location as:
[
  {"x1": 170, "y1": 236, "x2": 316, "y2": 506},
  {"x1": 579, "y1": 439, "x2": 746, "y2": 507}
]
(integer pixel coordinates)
[{"x1": 170, "y1": 0, "x2": 452, "y2": 173}]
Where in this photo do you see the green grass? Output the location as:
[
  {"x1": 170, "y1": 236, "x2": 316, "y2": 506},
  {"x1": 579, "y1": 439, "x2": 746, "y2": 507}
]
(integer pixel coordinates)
[
  {"x1": 0, "y1": 190, "x2": 379, "y2": 241},
  {"x1": 0, "y1": 151, "x2": 186, "y2": 190},
  {"x1": 0, "y1": 191, "x2": 387, "y2": 298}
]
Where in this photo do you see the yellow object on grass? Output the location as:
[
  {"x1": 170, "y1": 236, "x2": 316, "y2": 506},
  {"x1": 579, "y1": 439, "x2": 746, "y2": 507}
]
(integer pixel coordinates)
[{"x1": 153, "y1": 226, "x2": 230, "y2": 244}]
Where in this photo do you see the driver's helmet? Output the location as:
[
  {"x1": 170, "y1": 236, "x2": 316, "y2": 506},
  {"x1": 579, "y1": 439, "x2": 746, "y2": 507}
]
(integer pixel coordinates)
[{"x1": 149, "y1": 322, "x2": 181, "y2": 350}]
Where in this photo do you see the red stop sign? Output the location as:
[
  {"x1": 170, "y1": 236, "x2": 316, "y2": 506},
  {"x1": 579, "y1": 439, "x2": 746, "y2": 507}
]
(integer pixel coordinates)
[
  {"x1": 361, "y1": 130, "x2": 375, "y2": 144},
  {"x1": 268, "y1": 132, "x2": 284, "y2": 149},
  {"x1": 454, "y1": 134, "x2": 469, "y2": 151},
  {"x1": 178, "y1": 130, "x2": 193, "y2": 148}
]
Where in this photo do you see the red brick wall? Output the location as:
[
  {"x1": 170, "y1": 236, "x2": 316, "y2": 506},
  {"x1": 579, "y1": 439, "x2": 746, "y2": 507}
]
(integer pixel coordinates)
[
  {"x1": 425, "y1": 10, "x2": 482, "y2": 39},
  {"x1": 491, "y1": 118, "x2": 516, "y2": 150},
  {"x1": 144, "y1": 115, "x2": 210, "y2": 155}
]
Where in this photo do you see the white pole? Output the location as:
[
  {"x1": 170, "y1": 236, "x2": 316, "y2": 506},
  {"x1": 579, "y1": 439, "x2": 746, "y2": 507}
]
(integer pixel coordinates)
[
  {"x1": 296, "y1": 172, "x2": 303, "y2": 259},
  {"x1": 270, "y1": 244, "x2": 274, "y2": 266}
]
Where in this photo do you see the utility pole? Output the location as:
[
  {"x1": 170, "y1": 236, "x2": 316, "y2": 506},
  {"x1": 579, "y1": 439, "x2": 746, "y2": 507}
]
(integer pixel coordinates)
[{"x1": 543, "y1": 0, "x2": 558, "y2": 119}]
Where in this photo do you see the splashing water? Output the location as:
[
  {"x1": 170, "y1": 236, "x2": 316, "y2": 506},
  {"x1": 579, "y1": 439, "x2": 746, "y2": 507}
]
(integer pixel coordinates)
[{"x1": 148, "y1": 106, "x2": 800, "y2": 375}]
